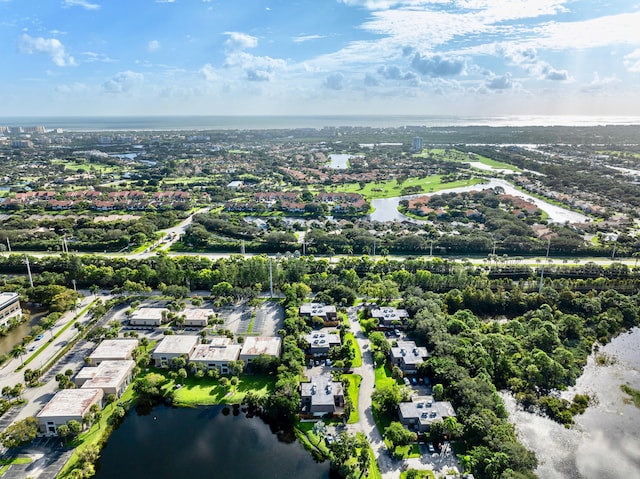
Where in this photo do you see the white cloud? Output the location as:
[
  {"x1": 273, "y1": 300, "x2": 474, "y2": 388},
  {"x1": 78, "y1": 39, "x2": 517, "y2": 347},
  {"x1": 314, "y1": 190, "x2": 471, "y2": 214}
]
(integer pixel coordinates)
[
  {"x1": 224, "y1": 32, "x2": 258, "y2": 52},
  {"x1": 81, "y1": 51, "x2": 116, "y2": 63},
  {"x1": 19, "y1": 34, "x2": 76, "y2": 67},
  {"x1": 581, "y1": 72, "x2": 620, "y2": 92},
  {"x1": 200, "y1": 63, "x2": 219, "y2": 81},
  {"x1": 102, "y1": 71, "x2": 144, "y2": 93},
  {"x1": 324, "y1": 72, "x2": 345, "y2": 90},
  {"x1": 624, "y1": 48, "x2": 640, "y2": 73},
  {"x1": 498, "y1": 45, "x2": 570, "y2": 82},
  {"x1": 486, "y1": 72, "x2": 513, "y2": 90},
  {"x1": 293, "y1": 35, "x2": 326, "y2": 43},
  {"x1": 411, "y1": 53, "x2": 466, "y2": 77},
  {"x1": 63, "y1": 0, "x2": 100, "y2": 10},
  {"x1": 55, "y1": 82, "x2": 88, "y2": 93},
  {"x1": 148, "y1": 40, "x2": 160, "y2": 52}
]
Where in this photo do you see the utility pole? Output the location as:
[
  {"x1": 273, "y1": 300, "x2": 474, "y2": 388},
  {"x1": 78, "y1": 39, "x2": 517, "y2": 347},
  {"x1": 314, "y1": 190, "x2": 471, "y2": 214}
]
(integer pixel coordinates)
[
  {"x1": 373, "y1": 241, "x2": 376, "y2": 256},
  {"x1": 430, "y1": 240, "x2": 433, "y2": 257},
  {"x1": 539, "y1": 239, "x2": 550, "y2": 294},
  {"x1": 6, "y1": 237, "x2": 11, "y2": 253},
  {"x1": 269, "y1": 258, "x2": 273, "y2": 298},
  {"x1": 25, "y1": 256, "x2": 34, "y2": 287},
  {"x1": 241, "y1": 240, "x2": 245, "y2": 255}
]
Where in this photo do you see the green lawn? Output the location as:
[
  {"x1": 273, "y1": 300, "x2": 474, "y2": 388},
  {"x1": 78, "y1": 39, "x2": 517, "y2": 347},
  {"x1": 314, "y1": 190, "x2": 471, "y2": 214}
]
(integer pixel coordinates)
[
  {"x1": 344, "y1": 332, "x2": 362, "y2": 368},
  {"x1": 394, "y1": 443, "x2": 421, "y2": 459},
  {"x1": 342, "y1": 373, "x2": 362, "y2": 424},
  {"x1": 418, "y1": 149, "x2": 521, "y2": 172},
  {"x1": 400, "y1": 470, "x2": 436, "y2": 479},
  {"x1": 329, "y1": 176, "x2": 484, "y2": 199},
  {"x1": 171, "y1": 374, "x2": 275, "y2": 406},
  {"x1": 0, "y1": 457, "x2": 32, "y2": 475},
  {"x1": 374, "y1": 364, "x2": 400, "y2": 389},
  {"x1": 294, "y1": 422, "x2": 331, "y2": 459}
]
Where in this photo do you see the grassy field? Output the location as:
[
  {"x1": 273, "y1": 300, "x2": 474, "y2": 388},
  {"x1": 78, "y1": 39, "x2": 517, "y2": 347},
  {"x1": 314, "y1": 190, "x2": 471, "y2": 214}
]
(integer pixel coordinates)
[
  {"x1": 344, "y1": 332, "x2": 362, "y2": 368},
  {"x1": 342, "y1": 373, "x2": 362, "y2": 424},
  {"x1": 170, "y1": 374, "x2": 275, "y2": 406},
  {"x1": 50, "y1": 159, "x2": 121, "y2": 174},
  {"x1": 329, "y1": 175, "x2": 485, "y2": 199},
  {"x1": 418, "y1": 148, "x2": 521, "y2": 172}
]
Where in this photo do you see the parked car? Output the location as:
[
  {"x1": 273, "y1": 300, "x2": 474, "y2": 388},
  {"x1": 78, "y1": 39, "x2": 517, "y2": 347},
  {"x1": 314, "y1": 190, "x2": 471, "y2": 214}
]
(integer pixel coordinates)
[
  {"x1": 325, "y1": 434, "x2": 335, "y2": 445},
  {"x1": 325, "y1": 359, "x2": 332, "y2": 367},
  {"x1": 427, "y1": 443, "x2": 435, "y2": 453},
  {"x1": 403, "y1": 377, "x2": 411, "y2": 386},
  {"x1": 411, "y1": 377, "x2": 417, "y2": 385}
]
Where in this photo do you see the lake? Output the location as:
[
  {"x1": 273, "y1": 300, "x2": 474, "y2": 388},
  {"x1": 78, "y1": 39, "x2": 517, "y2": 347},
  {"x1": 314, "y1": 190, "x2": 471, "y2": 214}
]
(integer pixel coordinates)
[
  {"x1": 503, "y1": 327, "x2": 640, "y2": 479},
  {"x1": 369, "y1": 178, "x2": 589, "y2": 224},
  {"x1": 327, "y1": 154, "x2": 351, "y2": 169},
  {"x1": 93, "y1": 405, "x2": 330, "y2": 479}
]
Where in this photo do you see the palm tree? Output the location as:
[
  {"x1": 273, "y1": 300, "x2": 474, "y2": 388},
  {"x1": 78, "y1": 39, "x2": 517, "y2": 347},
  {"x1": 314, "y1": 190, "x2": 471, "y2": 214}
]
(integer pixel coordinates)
[
  {"x1": 443, "y1": 416, "x2": 463, "y2": 439},
  {"x1": 11, "y1": 344, "x2": 26, "y2": 365}
]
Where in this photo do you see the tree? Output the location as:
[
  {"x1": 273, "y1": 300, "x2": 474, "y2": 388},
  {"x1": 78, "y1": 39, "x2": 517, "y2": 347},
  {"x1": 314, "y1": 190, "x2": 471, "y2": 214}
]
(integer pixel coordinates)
[
  {"x1": 443, "y1": 416, "x2": 463, "y2": 439},
  {"x1": 0, "y1": 417, "x2": 38, "y2": 448},
  {"x1": 385, "y1": 421, "x2": 417, "y2": 448},
  {"x1": 67, "y1": 419, "x2": 82, "y2": 437},
  {"x1": 312, "y1": 420, "x2": 327, "y2": 446},
  {"x1": 228, "y1": 360, "x2": 245, "y2": 377},
  {"x1": 57, "y1": 424, "x2": 70, "y2": 443},
  {"x1": 11, "y1": 344, "x2": 26, "y2": 365},
  {"x1": 329, "y1": 431, "x2": 359, "y2": 471},
  {"x1": 357, "y1": 443, "x2": 370, "y2": 477}
]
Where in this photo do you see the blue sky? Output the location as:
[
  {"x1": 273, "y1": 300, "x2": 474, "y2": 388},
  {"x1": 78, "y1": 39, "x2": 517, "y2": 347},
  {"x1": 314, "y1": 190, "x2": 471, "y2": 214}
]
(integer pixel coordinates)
[{"x1": 1, "y1": 0, "x2": 640, "y2": 117}]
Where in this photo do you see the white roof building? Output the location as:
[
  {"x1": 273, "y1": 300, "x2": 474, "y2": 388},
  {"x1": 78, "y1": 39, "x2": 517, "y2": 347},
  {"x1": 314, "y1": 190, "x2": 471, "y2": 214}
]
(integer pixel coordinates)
[
  {"x1": 88, "y1": 339, "x2": 138, "y2": 366},
  {"x1": 239, "y1": 336, "x2": 282, "y2": 363},
  {"x1": 36, "y1": 388, "x2": 104, "y2": 436}
]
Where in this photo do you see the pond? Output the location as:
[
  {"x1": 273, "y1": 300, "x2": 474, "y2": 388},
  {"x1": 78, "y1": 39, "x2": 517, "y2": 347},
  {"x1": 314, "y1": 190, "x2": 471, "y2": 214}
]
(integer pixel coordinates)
[
  {"x1": 327, "y1": 154, "x2": 351, "y2": 169},
  {"x1": 93, "y1": 405, "x2": 330, "y2": 479},
  {"x1": 369, "y1": 178, "x2": 589, "y2": 224},
  {"x1": 503, "y1": 327, "x2": 640, "y2": 479}
]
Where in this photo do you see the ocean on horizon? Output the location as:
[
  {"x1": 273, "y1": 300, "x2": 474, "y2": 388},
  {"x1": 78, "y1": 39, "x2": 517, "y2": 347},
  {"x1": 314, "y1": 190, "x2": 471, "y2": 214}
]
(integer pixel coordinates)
[{"x1": 2, "y1": 114, "x2": 640, "y2": 131}]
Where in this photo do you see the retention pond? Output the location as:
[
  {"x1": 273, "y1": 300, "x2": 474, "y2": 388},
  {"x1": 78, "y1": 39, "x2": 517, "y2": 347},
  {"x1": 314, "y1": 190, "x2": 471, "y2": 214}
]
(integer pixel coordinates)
[{"x1": 93, "y1": 404, "x2": 329, "y2": 479}]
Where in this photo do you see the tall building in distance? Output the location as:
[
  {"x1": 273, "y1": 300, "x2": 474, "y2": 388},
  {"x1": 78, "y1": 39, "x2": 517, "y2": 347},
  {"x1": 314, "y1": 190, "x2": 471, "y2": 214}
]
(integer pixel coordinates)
[{"x1": 412, "y1": 136, "x2": 423, "y2": 152}]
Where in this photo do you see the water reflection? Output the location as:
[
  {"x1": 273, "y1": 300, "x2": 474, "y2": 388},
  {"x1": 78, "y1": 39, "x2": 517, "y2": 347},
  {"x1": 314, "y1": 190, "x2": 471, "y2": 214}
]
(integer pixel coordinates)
[
  {"x1": 369, "y1": 178, "x2": 589, "y2": 224},
  {"x1": 504, "y1": 327, "x2": 640, "y2": 479},
  {"x1": 94, "y1": 405, "x2": 329, "y2": 479}
]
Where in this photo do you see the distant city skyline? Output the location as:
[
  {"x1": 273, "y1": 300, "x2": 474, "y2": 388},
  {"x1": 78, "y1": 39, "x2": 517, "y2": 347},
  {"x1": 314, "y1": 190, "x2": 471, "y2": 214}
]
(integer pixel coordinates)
[{"x1": 1, "y1": 0, "x2": 639, "y2": 118}]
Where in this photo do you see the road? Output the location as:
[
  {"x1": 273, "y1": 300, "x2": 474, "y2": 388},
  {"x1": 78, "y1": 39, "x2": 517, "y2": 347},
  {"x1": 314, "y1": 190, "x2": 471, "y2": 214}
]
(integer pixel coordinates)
[{"x1": 345, "y1": 306, "x2": 399, "y2": 479}]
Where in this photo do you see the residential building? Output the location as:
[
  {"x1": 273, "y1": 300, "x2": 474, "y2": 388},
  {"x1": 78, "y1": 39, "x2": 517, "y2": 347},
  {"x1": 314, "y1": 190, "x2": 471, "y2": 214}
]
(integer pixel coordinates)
[
  {"x1": 36, "y1": 388, "x2": 104, "y2": 436},
  {"x1": 189, "y1": 343, "x2": 242, "y2": 374},
  {"x1": 128, "y1": 307, "x2": 167, "y2": 327},
  {"x1": 0, "y1": 292, "x2": 22, "y2": 327},
  {"x1": 370, "y1": 307, "x2": 409, "y2": 328},
  {"x1": 390, "y1": 340, "x2": 429, "y2": 374},
  {"x1": 151, "y1": 335, "x2": 200, "y2": 367},
  {"x1": 299, "y1": 303, "x2": 338, "y2": 325},
  {"x1": 78, "y1": 360, "x2": 136, "y2": 397},
  {"x1": 239, "y1": 336, "x2": 282, "y2": 364},
  {"x1": 88, "y1": 339, "x2": 138, "y2": 366},
  {"x1": 303, "y1": 329, "x2": 341, "y2": 358},
  {"x1": 398, "y1": 395, "x2": 456, "y2": 433},
  {"x1": 300, "y1": 373, "x2": 345, "y2": 417}
]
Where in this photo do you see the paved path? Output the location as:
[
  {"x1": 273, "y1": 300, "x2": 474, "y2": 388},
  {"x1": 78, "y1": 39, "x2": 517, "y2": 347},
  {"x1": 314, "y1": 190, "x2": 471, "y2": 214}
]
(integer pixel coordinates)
[{"x1": 345, "y1": 306, "x2": 400, "y2": 479}]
